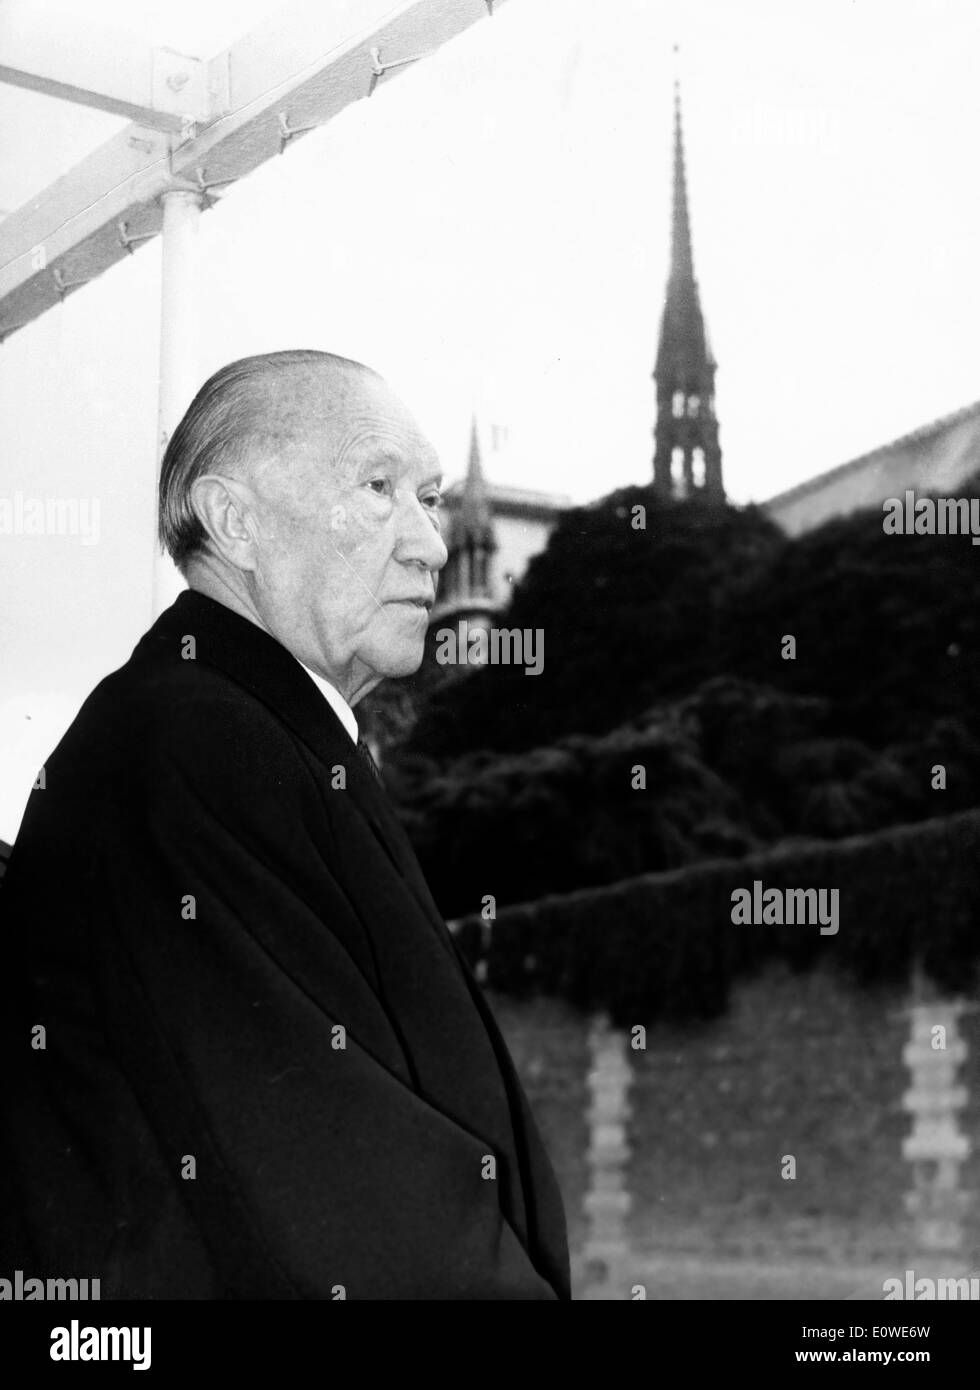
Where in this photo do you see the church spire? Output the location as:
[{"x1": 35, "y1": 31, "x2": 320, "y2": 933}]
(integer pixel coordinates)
[
  {"x1": 652, "y1": 58, "x2": 724, "y2": 500},
  {"x1": 457, "y1": 414, "x2": 494, "y2": 548},
  {"x1": 669, "y1": 78, "x2": 694, "y2": 286},
  {"x1": 432, "y1": 414, "x2": 498, "y2": 632}
]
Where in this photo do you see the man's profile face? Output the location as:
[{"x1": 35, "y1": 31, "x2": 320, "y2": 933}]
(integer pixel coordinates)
[{"x1": 246, "y1": 367, "x2": 448, "y2": 700}]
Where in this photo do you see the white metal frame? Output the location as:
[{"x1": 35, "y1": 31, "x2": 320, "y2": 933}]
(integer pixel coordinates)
[{"x1": 0, "y1": 0, "x2": 507, "y2": 608}]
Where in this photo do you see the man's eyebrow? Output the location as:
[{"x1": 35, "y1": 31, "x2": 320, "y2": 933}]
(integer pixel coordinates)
[
  {"x1": 351, "y1": 446, "x2": 402, "y2": 472},
  {"x1": 350, "y1": 449, "x2": 442, "y2": 487}
]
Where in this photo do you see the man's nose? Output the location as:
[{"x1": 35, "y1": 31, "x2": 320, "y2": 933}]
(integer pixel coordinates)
[{"x1": 396, "y1": 493, "x2": 449, "y2": 573}]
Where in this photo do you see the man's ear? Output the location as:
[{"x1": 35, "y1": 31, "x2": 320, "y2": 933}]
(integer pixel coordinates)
[{"x1": 189, "y1": 474, "x2": 260, "y2": 572}]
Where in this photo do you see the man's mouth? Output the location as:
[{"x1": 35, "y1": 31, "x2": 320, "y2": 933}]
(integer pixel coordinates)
[{"x1": 388, "y1": 597, "x2": 433, "y2": 611}]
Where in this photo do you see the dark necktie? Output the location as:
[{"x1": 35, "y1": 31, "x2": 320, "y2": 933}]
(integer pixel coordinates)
[{"x1": 356, "y1": 737, "x2": 384, "y2": 787}]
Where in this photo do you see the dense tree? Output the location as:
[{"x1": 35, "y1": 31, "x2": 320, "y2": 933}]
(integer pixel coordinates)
[
  {"x1": 723, "y1": 504, "x2": 980, "y2": 746},
  {"x1": 408, "y1": 488, "x2": 781, "y2": 757},
  {"x1": 387, "y1": 471, "x2": 980, "y2": 912},
  {"x1": 406, "y1": 472, "x2": 980, "y2": 759}
]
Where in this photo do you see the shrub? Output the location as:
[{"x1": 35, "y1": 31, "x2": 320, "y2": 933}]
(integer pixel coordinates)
[{"x1": 452, "y1": 809, "x2": 980, "y2": 1023}]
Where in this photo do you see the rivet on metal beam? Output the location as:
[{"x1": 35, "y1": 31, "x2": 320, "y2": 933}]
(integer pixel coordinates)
[
  {"x1": 52, "y1": 267, "x2": 92, "y2": 300},
  {"x1": 194, "y1": 167, "x2": 238, "y2": 194},
  {"x1": 161, "y1": 154, "x2": 227, "y2": 209},
  {"x1": 368, "y1": 45, "x2": 429, "y2": 96},
  {"x1": 117, "y1": 220, "x2": 157, "y2": 255},
  {"x1": 278, "y1": 112, "x2": 321, "y2": 155},
  {"x1": 176, "y1": 166, "x2": 239, "y2": 210}
]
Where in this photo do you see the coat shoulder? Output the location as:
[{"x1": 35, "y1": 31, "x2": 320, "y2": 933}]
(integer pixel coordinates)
[
  {"x1": 75, "y1": 644, "x2": 295, "y2": 767},
  {"x1": 33, "y1": 644, "x2": 319, "y2": 846}
]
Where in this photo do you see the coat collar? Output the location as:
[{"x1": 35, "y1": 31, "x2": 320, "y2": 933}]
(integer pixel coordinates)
[{"x1": 136, "y1": 589, "x2": 356, "y2": 762}]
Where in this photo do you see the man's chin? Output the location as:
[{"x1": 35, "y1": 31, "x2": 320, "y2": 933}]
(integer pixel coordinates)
[{"x1": 370, "y1": 643, "x2": 426, "y2": 681}]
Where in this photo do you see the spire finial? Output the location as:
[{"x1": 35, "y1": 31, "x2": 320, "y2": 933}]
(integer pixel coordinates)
[
  {"x1": 468, "y1": 412, "x2": 484, "y2": 482},
  {"x1": 669, "y1": 48, "x2": 693, "y2": 285}
]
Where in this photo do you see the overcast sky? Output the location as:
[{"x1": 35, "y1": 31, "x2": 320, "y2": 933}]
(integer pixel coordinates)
[
  {"x1": 4, "y1": 0, "x2": 979, "y2": 501},
  {"x1": 1, "y1": 0, "x2": 979, "y2": 838}
]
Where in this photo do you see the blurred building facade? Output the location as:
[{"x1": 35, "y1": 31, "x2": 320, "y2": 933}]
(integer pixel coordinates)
[
  {"x1": 765, "y1": 400, "x2": 980, "y2": 536},
  {"x1": 433, "y1": 416, "x2": 572, "y2": 628}
]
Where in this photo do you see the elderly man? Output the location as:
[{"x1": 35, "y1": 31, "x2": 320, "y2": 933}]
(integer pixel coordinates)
[{"x1": 0, "y1": 350, "x2": 570, "y2": 1300}]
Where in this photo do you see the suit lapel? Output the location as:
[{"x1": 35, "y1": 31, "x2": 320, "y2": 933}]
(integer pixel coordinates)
[{"x1": 352, "y1": 787, "x2": 462, "y2": 969}]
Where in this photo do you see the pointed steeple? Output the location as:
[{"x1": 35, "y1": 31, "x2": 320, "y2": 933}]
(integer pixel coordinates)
[
  {"x1": 652, "y1": 55, "x2": 724, "y2": 500},
  {"x1": 668, "y1": 78, "x2": 695, "y2": 287},
  {"x1": 433, "y1": 414, "x2": 499, "y2": 630},
  {"x1": 457, "y1": 414, "x2": 495, "y2": 549}
]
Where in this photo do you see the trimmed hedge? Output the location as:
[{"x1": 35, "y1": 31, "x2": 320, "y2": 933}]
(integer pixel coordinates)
[{"x1": 451, "y1": 809, "x2": 980, "y2": 1024}]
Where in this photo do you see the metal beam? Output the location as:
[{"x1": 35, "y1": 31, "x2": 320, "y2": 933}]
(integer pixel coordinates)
[
  {"x1": 0, "y1": 3, "x2": 218, "y2": 131},
  {"x1": 0, "y1": 0, "x2": 507, "y2": 343}
]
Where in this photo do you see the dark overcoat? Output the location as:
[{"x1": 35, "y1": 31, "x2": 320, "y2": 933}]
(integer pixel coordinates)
[{"x1": 0, "y1": 590, "x2": 570, "y2": 1299}]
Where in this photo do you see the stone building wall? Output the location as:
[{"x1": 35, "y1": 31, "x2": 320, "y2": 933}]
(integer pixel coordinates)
[{"x1": 491, "y1": 963, "x2": 980, "y2": 1297}]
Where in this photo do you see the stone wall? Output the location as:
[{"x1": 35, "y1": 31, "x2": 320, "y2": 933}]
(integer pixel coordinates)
[{"x1": 491, "y1": 962, "x2": 980, "y2": 1295}]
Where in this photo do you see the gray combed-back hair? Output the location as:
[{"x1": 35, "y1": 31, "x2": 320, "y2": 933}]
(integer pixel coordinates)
[{"x1": 158, "y1": 349, "x2": 368, "y2": 569}]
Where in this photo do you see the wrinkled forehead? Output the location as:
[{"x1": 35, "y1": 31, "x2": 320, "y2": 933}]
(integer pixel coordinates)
[{"x1": 247, "y1": 363, "x2": 437, "y2": 488}]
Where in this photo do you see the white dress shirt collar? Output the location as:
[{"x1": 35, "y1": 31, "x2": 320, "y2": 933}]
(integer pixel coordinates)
[{"x1": 297, "y1": 662, "x2": 359, "y2": 745}]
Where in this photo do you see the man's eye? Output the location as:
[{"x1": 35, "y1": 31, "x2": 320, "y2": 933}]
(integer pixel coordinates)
[
  {"x1": 422, "y1": 492, "x2": 442, "y2": 510},
  {"x1": 367, "y1": 479, "x2": 391, "y2": 495}
]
